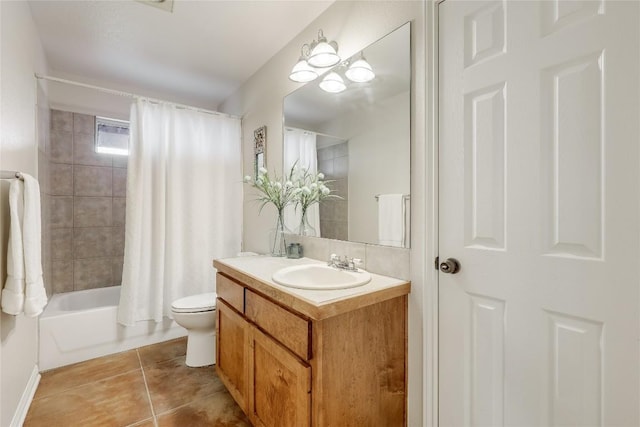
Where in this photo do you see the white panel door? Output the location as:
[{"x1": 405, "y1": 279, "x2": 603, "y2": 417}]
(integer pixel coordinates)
[{"x1": 438, "y1": 1, "x2": 639, "y2": 425}]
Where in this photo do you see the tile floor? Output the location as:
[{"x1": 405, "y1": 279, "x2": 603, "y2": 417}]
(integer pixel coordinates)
[{"x1": 24, "y1": 337, "x2": 251, "y2": 426}]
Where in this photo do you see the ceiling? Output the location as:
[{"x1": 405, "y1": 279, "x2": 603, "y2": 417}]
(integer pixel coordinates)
[{"x1": 28, "y1": 0, "x2": 334, "y2": 110}]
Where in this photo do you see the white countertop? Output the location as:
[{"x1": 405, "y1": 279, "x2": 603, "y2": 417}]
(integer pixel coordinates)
[{"x1": 214, "y1": 255, "x2": 410, "y2": 318}]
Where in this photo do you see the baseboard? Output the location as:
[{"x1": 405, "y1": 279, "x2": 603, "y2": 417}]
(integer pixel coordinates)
[{"x1": 10, "y1": 365, "x2": 40, "y2": 427}]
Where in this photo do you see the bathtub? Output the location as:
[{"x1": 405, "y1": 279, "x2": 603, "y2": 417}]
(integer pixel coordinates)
[{"x1": 39, "y1": 286, "x2": 186, "y2": 371}]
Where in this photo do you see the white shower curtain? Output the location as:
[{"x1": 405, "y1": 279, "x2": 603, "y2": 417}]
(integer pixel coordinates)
[
  {"x1": 118, "y1": 99, "x2": 242, "y2": 326},
  {"x1": 283, "y1": 128, "x2": 320, "y2": 233}
]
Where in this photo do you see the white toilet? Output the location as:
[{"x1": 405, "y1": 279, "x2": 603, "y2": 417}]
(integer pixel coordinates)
[{"x1": 171, "y1": 292, "x2": 217, "y2": 367}]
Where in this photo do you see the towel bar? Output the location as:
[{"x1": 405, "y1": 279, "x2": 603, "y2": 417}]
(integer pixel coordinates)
[{"x1": 0, "y1": 170, "x2": 24, "y2": 180}]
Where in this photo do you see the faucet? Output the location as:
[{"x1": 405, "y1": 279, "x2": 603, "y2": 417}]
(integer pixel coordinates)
[{"x1": 327, "y1": 254, "x2": 362, "y2": 272}]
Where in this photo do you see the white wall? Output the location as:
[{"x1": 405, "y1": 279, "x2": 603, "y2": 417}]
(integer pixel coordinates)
[
  {"x1": 220, "y1": 1, "x2": 426, "y2": 424},
  {"x1": 0, "y1": 2, "x2": 49, "y2": 425}
]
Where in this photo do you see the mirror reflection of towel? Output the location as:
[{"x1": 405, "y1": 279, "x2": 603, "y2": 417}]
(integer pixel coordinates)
[{"x1": 378, "y1": 194, "x2": 405, "y2": 247}]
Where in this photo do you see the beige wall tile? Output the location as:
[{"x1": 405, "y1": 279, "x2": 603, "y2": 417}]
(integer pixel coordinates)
[
  {"x1": 51, "y1": 196, "x2": 73, "y2": 228},
  {"x1": 112, "y1": 226, "x2": 125, "y2": 257},
  {"x1": 74, "y1": 165, "x2": 112, "y2": 197},
  {"x1": 333, "y1": 142, "x2": 348, "y2": 158},
  {"x1": 73, "y1": 113, "x2": 94, "y2": 135},
  {"x1": 318, "y1": 159, "x2": 333, "y2": 177},
  {"x1": 74, "y1": 197, "x2": 112, "y2": 227},
  {"x1": 333, "y1": 156, "x2": 348, "y2": 178},
  {"x1": 50, "y1": 163, "x2": 73, "y2": 195},
  {"x1": 112, "y1": 257, "x2": 124, "y2": 286},
  {"x1": 52, "y1": 260, "x2": 73, "y2": 294},
  {"x1": 50, "y1": 110, "x2": 72, "y2": 133},
  {"x1": 50, "y1": 130, "x2": 73, "y2": 163},
  {"x1": 51, "y1": 228, "x2": 73, "y2": 260},
  {"x1": 74, "y1": 258, "x2": 112, "y2": 290},
  {"x1": 364, "y1": 244, "x2": 410, "y2": 280},
  {"x1": 113, "y1": 167, "x2": 127, "y2": 197},
  {"x1": 113, "y1": 198, "x2": 126, "y2": 227},
  {"x1": 73, "y1": 132, "x2": 112, "y2": 167},
  {"x1": 38, "y1": 149, "x2": 50, "y2": 194},
  {"x1": 74, "y1": 227, "x2": 113, "y2": 259},
  {"x1": 112, "y1": 155, "x2": 128, "y2": 168}
]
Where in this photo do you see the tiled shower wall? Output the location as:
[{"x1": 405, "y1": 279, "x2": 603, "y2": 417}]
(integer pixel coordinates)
[
  {"x1": 317, "y1": 142, "x2": 348, "y2": 240},
  {"x1": 50, "y1": 109, "x2": 128, "y2": 294}
]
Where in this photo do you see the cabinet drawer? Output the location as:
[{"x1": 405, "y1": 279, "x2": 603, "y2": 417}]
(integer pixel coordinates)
[
  {"x1": 216, "y1": 273, "x2": 244, "y2": 313},
  {"x1": 245, "y1": 290, "x2": 311, "y2": 360}
]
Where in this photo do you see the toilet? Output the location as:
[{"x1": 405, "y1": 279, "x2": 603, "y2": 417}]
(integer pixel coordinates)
[{"x1": 171, "y1": 292, "x2": 217, "y2": 367}]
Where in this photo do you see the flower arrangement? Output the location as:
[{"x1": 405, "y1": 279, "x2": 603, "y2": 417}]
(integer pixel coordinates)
[
  {"x1": 244, "y1": 167, "x2": 298, "y2": 215},
  {"x1": 290, "y1": 166, "x2": 339, "y2": 236},
  {"x1": 243, "y1": 163, "x2": 339, "y2": 251}
]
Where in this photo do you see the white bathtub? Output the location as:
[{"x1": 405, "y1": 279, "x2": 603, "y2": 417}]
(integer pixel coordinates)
[{"x1": 39, "y1": 286, "x2": 186, "y2": 371}]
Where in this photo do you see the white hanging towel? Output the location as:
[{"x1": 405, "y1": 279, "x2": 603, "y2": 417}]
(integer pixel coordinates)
[
  {"x1": 2, "y1": 174, "x2": 47, "y2": 317},
  {"x1": 378, "y1": 194, "x2": 405, "y2": 248}
]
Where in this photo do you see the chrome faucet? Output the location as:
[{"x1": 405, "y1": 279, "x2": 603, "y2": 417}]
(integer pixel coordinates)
[{"x1": 327, "y1": 254, "x2": 362, "y2": 272}]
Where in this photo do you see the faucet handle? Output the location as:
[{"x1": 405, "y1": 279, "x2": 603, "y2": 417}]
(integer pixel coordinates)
[{"x1": 352, "y1": 258, "x2": 363, "y2": 270}]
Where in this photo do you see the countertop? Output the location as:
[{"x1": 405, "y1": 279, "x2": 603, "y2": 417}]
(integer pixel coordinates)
[{"x1": 213, "y1": 255, "x2": 410, "y2": 320}]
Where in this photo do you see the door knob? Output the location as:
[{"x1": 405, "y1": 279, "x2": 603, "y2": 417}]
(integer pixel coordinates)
[{"x1": 439, "y1": 258, "x2": 460, "y2": 274}]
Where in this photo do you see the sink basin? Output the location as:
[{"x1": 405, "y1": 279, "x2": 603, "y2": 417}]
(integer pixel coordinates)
[{"x1": 272, "y1": 264, "x2": 371, "y2": 290}]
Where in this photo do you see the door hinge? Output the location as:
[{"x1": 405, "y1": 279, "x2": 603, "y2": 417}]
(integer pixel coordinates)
[{"x1": 434, "y1": 256, "x2": 439, "y2": 270}]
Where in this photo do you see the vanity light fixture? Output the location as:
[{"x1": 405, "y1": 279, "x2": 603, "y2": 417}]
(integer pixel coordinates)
[
  {"x1": 319, "y1": 71, "x2": 346, "y2": 93},
  {"x1": 290, "y1": 30, "x2": 341, "y2": 83},
  {"x1": 308, "y1": 30, "x2": 341, "y2": 68},
  {"x1": 289, "y1": 44, "x2": 318, "y2": 83},
  {"x1": 345, "y1": 52, "x2": 375, "y2": 83}
]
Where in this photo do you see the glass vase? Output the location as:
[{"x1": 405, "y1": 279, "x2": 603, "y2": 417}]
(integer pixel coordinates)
[
  {"x1": 297, "y1": 208, "x2": 317, "y2": 237},
  {"x1": 269, "y1": 210, "x2": 287, "y2": 257}
]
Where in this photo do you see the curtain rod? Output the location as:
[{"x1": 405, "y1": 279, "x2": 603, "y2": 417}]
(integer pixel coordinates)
[
  {"x1": 285, "y1": 126, "x2": 346, "y2": 141},
  {"x1": 35, "y1": 74, "x2": 241, "y2": 120},
  {"x1": 375, "y1": 194, "x2": 410, "y2": 200}
]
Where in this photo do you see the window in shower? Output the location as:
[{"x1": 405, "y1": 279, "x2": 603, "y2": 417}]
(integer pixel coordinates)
[{"x1": 95, "y1": 116, "x2": 130, "y2": 156}]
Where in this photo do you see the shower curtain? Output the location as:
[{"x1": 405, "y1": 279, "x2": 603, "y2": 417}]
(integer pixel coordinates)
[
  {"x1": 283, "y1": 128, "x2": 320, "y2": 233},
  {"x1": 118, "y1": 99, "x2": 242, "y2": 325}
]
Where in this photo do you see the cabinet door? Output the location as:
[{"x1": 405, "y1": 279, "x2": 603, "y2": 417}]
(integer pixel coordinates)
[
  {"x1": 216, "y1": 299, "x2": 249, "y2": 413},
  {"x1": 248, "y1": 326, "x2": 311, "y2": 427}
]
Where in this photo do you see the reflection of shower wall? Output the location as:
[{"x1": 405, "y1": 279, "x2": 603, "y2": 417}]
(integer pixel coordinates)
[
  {"x1": 49, "y1": 109, "x2": 127, "y2": 294},
  {"x1": 317, "y1": 142, "x2": 348, "y2": 240}
]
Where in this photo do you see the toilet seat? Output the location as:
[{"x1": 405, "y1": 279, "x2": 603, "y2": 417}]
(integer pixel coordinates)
[{"x1": 171, "y1": 292, "x2": 217, "y2": 313}]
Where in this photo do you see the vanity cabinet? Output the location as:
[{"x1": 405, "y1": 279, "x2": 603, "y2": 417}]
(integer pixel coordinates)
[
  {"x1": 214, "y1": 259, "x2": 410, "y2": 427},
  {"x1": 216, "y1": 300, "x2": 249, "y2": 412}
]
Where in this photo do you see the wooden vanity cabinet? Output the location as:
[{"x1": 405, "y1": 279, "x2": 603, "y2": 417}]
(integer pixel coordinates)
[
  {"x1": 216, "y1": 274, "x2": 311, "y2": 426},
  {"x1": 216, "y1": 300, "x2": 249, "y2": 412},
  {"x1": 248, "y1": 326, "x2": 311, "y2": 427},
  {"x1": 214, "y1": 269, "x2": 408, "y2": 427}
]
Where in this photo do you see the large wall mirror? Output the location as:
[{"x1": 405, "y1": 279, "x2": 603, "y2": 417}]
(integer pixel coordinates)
[{"x1": 283, "y1": 22, "x2": 411, "y2": 248}]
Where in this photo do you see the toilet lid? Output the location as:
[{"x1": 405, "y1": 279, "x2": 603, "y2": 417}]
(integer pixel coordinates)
[{"x1": 171, "y1": 292, "x2": 217, "y2": 313}]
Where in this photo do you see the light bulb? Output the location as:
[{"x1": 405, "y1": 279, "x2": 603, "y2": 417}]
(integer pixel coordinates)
[
  {"x1": 345, "y1": 55, "x2": 375, "y2": 83},
  {"x1": 289, "y1": 58, "x2": 318, "y2": 83},
  {"x1": 319, "y1": 72, "x2": 346, "y2": 93}
]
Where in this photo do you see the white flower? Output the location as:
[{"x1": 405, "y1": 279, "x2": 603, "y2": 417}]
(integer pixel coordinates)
[
  {"x1": 302, "y1": 186, "x2": 312, "y2": 195},
  {"x1": 274, "y1": 182, "x2": 282, "y2": 190},
  {"x1": 317, "y1": 172, "x2": 325, "y2": 179},
  {"x1": 310, "y1": 182, "x2": 318, "y2": 190},
  {"x1": 285, "y1": 180, "x2": 293, "y2": 189},
  {"x1": 243, "y1": 175, "x2": 252, "y2": 183},
  {"x1": 321, "y1": 186, "x2": 330, "y2": 195},
  {"x1": 256, "y1": 177, "x2": 264, "y2": 185},
  {"x1": 258, "y1": 167, "x2": 268, "y2": 175}
]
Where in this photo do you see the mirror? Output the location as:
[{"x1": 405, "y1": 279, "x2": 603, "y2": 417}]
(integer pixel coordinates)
[
  {"x1": 283, "y1": 22, "x2": 411, "y2": 247},
  {"x1": 254, "y1": 125, "x2": 266, "y2": 179}
]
